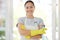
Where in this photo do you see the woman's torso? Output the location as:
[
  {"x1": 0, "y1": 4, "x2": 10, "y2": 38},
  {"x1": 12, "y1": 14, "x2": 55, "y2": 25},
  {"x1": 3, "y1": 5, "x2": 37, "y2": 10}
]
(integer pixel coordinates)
[{"x1": 18, "y1": 17, "x2": 43, "y2": 40}]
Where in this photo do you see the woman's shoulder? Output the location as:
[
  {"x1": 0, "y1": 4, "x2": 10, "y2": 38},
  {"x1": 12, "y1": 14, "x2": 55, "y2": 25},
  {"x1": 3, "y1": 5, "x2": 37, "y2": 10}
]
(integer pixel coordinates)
[
  {"x1": 18, "y1": 17, "x2": 26, "y2": 22},
  {"x1": 18, "y1": 17, "x2": 26, "y2": 20},
  {"x1": 34, "y1": 17, "x2": 44, "y2": 24},
  {"x1": 34, "y1": 17, "x2": 43, "y2": 20}
]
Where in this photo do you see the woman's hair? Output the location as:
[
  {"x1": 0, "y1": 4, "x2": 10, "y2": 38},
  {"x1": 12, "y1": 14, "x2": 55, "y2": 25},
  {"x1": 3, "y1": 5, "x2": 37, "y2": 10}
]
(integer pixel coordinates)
[{"x1": 24, "y1": 0, "x2": 35, "y2": 7}]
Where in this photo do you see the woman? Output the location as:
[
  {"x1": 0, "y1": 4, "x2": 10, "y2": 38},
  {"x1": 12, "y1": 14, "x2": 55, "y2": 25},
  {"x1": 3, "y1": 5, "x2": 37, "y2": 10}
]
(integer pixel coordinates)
[{"x1": 17, "y1": 0, "x2": 45, "y2": 40}]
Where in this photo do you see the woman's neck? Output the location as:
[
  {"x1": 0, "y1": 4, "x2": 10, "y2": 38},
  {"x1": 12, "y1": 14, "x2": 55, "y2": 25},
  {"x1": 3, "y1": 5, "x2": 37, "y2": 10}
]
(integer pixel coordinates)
[{"x1": 27, "y1": 15, "x2": 34, "y2": 19}]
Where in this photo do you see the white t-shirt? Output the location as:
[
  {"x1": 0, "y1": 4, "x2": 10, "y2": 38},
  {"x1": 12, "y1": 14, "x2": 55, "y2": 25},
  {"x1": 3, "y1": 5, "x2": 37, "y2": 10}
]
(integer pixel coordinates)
[{"x1": 18, "y1": 17, "x2": 44, "y2": 40}]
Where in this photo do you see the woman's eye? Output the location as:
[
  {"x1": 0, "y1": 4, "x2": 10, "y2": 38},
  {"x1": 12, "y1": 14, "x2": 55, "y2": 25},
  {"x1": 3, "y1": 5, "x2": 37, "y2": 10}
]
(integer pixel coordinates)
[
  {"x1": 26, "y1": 7, "x2": 28, "y2": 9},
  {"x1": 25, "y1": 6, "x2": 33, "y2": 9}
]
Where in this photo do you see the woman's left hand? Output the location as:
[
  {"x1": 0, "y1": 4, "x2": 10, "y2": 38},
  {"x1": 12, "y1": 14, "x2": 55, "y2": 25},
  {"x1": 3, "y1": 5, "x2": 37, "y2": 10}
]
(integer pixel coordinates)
[{"x1": 31, "y1": 34, "x2": 42, "y2": 39}]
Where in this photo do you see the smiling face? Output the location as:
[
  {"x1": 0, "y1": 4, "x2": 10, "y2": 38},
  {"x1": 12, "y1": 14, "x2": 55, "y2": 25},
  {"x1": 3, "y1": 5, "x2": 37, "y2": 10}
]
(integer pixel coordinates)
[{"x1": 24, "y1": 2, "x2": 35, "y2": 16}]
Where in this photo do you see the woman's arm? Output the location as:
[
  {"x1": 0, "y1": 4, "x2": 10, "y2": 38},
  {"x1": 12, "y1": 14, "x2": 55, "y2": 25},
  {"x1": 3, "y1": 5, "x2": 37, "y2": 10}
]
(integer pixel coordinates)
[
  {"x1": 31, "y1": 23, "x2": 45, "y2": 38},
  {"x1": 18, "y1": 23, "x2": 46, "y2": 39},
  {"x1": 18, "y1": 23, "x2": 31, "y2": 36}
]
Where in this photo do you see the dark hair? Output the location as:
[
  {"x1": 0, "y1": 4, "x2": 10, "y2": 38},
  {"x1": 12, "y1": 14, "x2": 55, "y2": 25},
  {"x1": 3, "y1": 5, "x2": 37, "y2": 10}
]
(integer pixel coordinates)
[{"x1": 24, "y1": 0, "x2": 35, "y2": 7}]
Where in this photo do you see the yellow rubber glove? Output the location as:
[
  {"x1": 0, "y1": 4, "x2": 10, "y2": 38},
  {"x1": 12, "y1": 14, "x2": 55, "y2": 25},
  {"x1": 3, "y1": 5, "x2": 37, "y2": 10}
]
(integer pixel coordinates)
[
  {"x1": 21, "y1": 25, "x2": 47, "y2": 39},
  {"x1": 21, "y1": 25, "x2": 31, "y2": 39},
  {"x1": 21, "y1": 25, "x2": 25, "y2": 30},
  {"x1": 31, "y1": 28, "x2": 47, "y2": 36}
]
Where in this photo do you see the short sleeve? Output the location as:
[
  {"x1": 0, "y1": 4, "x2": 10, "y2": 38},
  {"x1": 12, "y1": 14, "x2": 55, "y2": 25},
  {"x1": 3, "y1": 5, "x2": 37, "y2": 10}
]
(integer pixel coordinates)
[
  {"x1": 18, "y1": 17, "x2": 24, "y2": 24},
  {"x1": 39, "y1": 18, "x2": 44, "y2": 24},
  {"x1": 38, "y1": 18, "x2": 45, "y2": 27}
]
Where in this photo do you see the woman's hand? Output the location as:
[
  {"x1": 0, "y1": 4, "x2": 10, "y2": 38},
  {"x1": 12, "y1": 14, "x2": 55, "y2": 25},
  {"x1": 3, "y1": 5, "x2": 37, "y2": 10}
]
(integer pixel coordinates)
[
  {"x1": 31, "y1": 34, "x2": 42, "y2": 39},
  {"x1": 21, "y1": 30, "x2": 31, "y2": 36}
]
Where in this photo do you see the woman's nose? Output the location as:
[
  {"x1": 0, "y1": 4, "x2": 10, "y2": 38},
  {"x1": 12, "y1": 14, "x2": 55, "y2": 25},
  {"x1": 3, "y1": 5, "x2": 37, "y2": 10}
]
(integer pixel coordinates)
[{"x1": 27, "y1": 8, "x2": 32, "y2": 11}]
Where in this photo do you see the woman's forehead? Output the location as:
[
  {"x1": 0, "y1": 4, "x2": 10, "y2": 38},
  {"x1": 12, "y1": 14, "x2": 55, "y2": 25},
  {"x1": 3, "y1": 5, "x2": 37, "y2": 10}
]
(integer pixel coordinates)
[{"x1": 25, "y1": 2, "x2": 34, "y2": 6}]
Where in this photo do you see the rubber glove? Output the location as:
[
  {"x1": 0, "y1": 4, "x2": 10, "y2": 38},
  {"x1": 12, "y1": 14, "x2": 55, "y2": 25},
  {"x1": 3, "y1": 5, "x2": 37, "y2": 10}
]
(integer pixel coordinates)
[
  {"x1": 21, "y1": 25, "x2": 31, "y2": 39},
  {"x1": 21, "y1": 25, "x2": 47, "y2": 39},
  {"x1": 31, "y1": 28, "x2": 47, "y2": 36}
]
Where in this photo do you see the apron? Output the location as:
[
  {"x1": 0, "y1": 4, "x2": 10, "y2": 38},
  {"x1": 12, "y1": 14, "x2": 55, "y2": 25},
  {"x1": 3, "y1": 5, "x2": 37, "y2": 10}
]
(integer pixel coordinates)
[{"x1": 20, "y1": 17, "x2": 40, "y2": 40}]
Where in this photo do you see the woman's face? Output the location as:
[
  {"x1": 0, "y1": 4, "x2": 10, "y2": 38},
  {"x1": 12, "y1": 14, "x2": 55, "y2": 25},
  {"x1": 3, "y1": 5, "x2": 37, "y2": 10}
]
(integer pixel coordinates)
[{"x1": 25, "y1": 2, "x2": 35, "y2": 16}]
